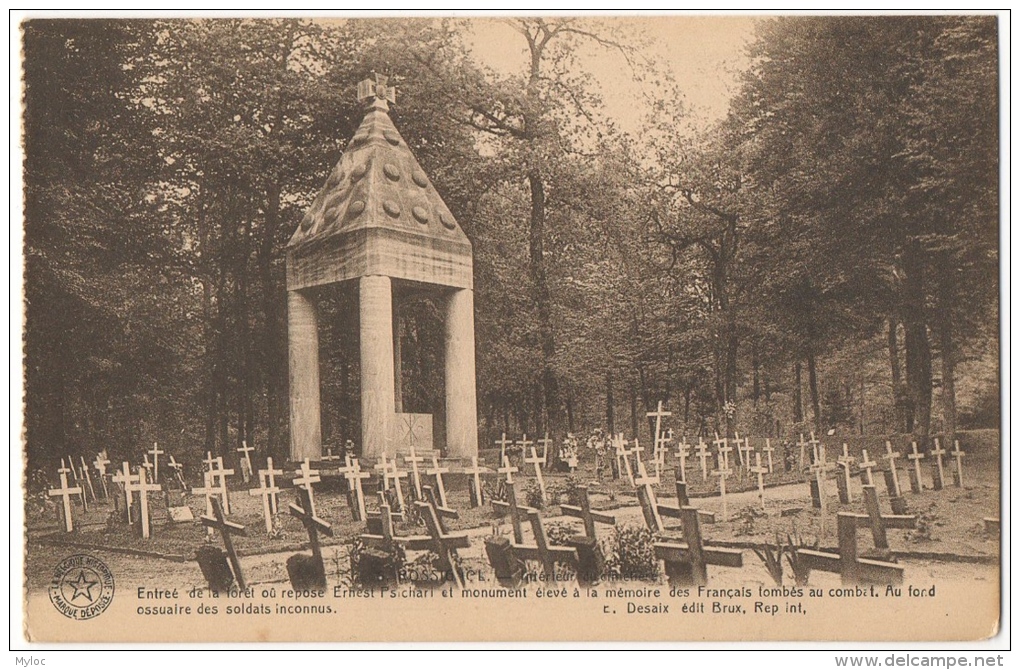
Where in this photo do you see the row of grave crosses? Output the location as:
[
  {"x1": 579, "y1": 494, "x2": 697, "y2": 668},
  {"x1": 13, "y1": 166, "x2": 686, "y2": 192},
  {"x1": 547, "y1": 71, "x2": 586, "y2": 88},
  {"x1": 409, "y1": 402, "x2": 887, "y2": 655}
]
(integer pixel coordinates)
[{"x1": 796, "y1": 434, "x2": 967, "y2": 519}]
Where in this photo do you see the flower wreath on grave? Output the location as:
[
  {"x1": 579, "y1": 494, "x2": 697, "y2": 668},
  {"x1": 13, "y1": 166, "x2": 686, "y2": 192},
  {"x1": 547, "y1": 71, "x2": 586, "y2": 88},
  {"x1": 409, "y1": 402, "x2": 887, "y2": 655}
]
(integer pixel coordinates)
[{"x1": 603, "y1": 525, "x2": 660, "y2": 582}]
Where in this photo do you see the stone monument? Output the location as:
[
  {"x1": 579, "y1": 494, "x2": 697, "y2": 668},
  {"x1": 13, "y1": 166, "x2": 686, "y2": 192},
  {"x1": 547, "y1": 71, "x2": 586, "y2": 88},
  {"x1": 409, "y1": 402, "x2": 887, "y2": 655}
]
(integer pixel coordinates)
[{"x1": 286, "y1": 75, "x2": 477, "y2": 461}]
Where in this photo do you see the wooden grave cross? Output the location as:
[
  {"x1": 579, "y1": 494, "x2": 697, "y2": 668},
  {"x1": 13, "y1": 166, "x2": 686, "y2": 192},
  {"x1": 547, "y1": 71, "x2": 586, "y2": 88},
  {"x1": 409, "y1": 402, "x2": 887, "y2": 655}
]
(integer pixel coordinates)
[
  {"x1": 498, "y1": 454, "x2": 518, "y2": 484},
  {"x1": 951, "y1": 440, "x2": 966, "y2": 487},
  {"x1": 714, "y1": 433, "x2": 733, "y2": 471},
  {"x1": 464, "y1": 456, "x2": 486, "y2": 507},
  {"x1": 167, "y1": 453, "x2": 187, "y2": 489},
  {"x1": 651, "y1": 474, "x2": 716, "y2": 531},
  {"x1": 374, "y1": 456, "x2": 394, "y2": 494},
  {"x1": 425, "y1": 454, "x2": 450, "y2": 509},
  {"x1": 740, "y1": 435, "x2": 755, "y2": 474},
  {"x1": 293, "y1": 458, "x2": 321, "y2": 516},
  {"x1": 63, "y1": 458, "x2": 88, "y2": 511},
  {"x1": 388, "y1": 458, "x2": 410, "y2": 509},
  {"x1": 236, "y1": 440, "x2": 255, "y2": 484},
  {"x1": 148, "y1": 442, "x2": 164, "y2": 483},
  {"x1": 560, "y1": 484, "x2": 616, "y2": 539},
  {"x1": 653, "y1": 506, "x2": 743, "y2": 586},
  {"x1": 414, "y1": 500, "x2": 471, "y2": 588},
  {"x1": 732, "y1": 432, "x2": 746, "y2": 471},
  {"x1": 249, "y1": 468, "x2": 282, "y2": 534},
  {"x1": 111, "y1": 462, "x2": 139, "y2": 523},
  {"x1": 200, "y1": 497, "x2": 247, "y2": 590},
  {"x1": 342, "y1": 455, "x2": 370, "y2": 521},
  {"x1": 861, "y1": 485, "x2": 916, "y2": 553},
  {"x1": 405, "y1": 442, "x2": 425, "y2": 500},
  {"x1": 930, "y1": 438, "x2": 947, "y2": 491},
  {"x1": 191, "y1": 471, "x2": 221, "y2": 536},
  {"x1": 525, "y1": 445, "x2": 547, "y2": 504},
  {"x1": 674, "y1": 438, "x2": 690, "y2": 483},
  {"x1": 837, "y1": 443, "x2": 856, "y2": 504},
  {"x1": 129, "y1": 465, "x2": 162, "y2": 539},
  {"x1": 634, "y1": 457, "x2": 665, "y2": 532},
  {"x1": 797, "y1": 512, "x2": 907, "y2": 586},
  {"x1": 512, "y1": 509, "x2": 578, "y2": 583},
  {"x1": 322, "y1": 446, "x2": 340, "y2": 462},
  {"x1": 808, "y1": 457, "x2": 828, "y2": 514},
  {"x1": 516, "y1": 434, "x2": 533, "y2": 465},
  {"x1": 491, "y1": 478, "x2": 533, "y2": 544},
  {"x1": 616, "y1": 434, "x2": 635, "y2": 486},
  {"x1": 883, "y1": 441, "x2": 903, "y2": 497},
  {"x1": 696, "y1": 438, "x2": 711, "y2": 481},
  {"x1": 750, "y1": 452, "x2": 769, "y2": 511},
  {"x1": 538, "y1": 433, "x2": 553, "y2": 467},
  {"x1": 711, "y1": 457, "x2": 733, "y2": 523},
  {"x1": 49, "y1": 467, "x2": 82, "y2": 533},
  {"x1": 858, "y1": 449, "x2": 877, "y2": 486},
  {"x1": 259, "y1": 457, "x2": 283, "y2": 514},
  {"x1": 79, "y1": 456, "x2": 97, "y2": 503},
  {"x1": 421, "y1": 485, "x2": 459, "y2": 533},
  {"x1": 763, "y1": 438, "x2": 775, "y2": 474},
  {"x1": 808, "y1": 432, "x2": 821, "y2": 465},
  {"x1": 495, "y1": 433, "x2": 513, "y2": 463},
  {"x1": 209, "y1": 457, "x2": 234, "y2": 515},
  {"x1": 907, "y1": 442, "x2": 926, "y2": 494},
  {"x1": 203, "y1": 451, "x2": 218, "y2": 473},
  {"x1": 289, "y1": 485, "x2": 333, "y2": 566},
  {"x1": 93, "y1": 453, "x2": 111, "y2": 498},
  {"x1": 647, "y1": 400, "x2": 672, "y2": 471}
]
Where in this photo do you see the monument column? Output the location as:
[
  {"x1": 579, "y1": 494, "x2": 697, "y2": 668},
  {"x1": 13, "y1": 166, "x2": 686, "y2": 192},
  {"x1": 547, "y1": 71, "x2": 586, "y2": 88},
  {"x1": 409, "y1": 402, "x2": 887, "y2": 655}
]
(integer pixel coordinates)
[
  {"x1": 360, "y1": 275, "x2": 395, "y2": 457},
  {"x1": 288, "y1": 289, "x2": 321, "y2": 461},
  {"x1": 445, "y1": 288, "x2": 478, "y2": 458}
]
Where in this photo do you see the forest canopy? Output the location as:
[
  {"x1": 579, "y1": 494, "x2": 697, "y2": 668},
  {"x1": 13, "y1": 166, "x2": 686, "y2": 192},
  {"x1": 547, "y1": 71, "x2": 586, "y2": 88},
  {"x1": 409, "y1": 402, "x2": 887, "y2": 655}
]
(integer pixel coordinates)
[{"x1": 22, "y1": 16, "x2": 1000, "y2": 469}]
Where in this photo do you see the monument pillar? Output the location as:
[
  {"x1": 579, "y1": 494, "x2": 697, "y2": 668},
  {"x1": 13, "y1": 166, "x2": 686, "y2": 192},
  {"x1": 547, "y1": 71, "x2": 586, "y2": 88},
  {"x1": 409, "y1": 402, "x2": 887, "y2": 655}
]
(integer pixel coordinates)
[
  {"x1": 287, "y1": 289, "x2": 321, "y2": 461},
  {"x1": 445, "y1": 288, "x2": 478, "y2": 458},
  {"x1": 360, "y1": 275, "x2": 395, "y2": 457}
]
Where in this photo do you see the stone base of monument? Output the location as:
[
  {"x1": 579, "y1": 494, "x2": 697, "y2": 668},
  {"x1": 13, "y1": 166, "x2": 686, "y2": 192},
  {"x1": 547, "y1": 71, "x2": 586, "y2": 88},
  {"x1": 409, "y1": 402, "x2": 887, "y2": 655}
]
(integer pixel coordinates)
[
  {"x1": 569, "y1": 535, "x2": 604, "y2": 586},
  {"x1": 484, "y1": 536, "x2": 523, "y2": 587},
  {"x1": 196, "y1": 545, "x2": 235, "y2": 593},
  {"x1": 286, "y1": 553, "x2": 326, "y2": 590}
]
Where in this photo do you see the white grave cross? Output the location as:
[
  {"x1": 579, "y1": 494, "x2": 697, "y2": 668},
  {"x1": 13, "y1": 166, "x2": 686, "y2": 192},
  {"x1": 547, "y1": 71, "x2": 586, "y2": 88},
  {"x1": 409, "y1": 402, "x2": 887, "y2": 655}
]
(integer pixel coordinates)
[
  {"x1": 49, "y1": 467, "x2": 82, "y2": 532},
  {"x1": 148, "y1": 442, "x2": 164, "y2": 483},
  {"x1": 294, "y1": 458, "x2": 321, "y2": 516}
]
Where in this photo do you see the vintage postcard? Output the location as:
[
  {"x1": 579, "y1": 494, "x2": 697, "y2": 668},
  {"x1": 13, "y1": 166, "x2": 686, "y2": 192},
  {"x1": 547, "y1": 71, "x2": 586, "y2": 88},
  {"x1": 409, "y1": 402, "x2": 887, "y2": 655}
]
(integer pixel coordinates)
[{"x1": 16, "y1": 14, "x2": 1004, "y2": 645}]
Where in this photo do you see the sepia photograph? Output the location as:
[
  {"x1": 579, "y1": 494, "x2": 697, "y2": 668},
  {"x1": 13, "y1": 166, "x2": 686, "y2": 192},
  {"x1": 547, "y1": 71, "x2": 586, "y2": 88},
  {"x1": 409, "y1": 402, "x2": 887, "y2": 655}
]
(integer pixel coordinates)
[{"x1": 14, "y1": 13, "x2": 1005, "y2": 647}]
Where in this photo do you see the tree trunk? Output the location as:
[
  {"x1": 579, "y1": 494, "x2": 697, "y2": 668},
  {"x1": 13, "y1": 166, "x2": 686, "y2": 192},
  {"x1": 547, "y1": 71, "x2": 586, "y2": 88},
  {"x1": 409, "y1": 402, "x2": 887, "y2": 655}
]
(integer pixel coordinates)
[
  {"x1": 888, "y1": 317, "x2": 907, "y2": 432},
  {"x1": 936, "y1": 275, "x2": 957, "y2": 447},
  {"x1": 605, "y1": 369, "x2": 615, "y2": 435},
  {"x1": 793, "y1": 361, "x2": 804, "y2": 424},
  {"x1": 751, "y1": 345, "x2": 760, "y2": 407},
  {"x1": 260, "y1": 182, "x2": 285, "y2": 460},
  {"x1": 629, "y1": 383, "x2": 638, "y2": 437},
  {"x1": 806, "y1": 352, "x2": 821, "y2": 433},
  {"x1": 902, "y1": 244, "x2": 932, "y2": 443},
  {"x1": 527, "y1": 170, "x2": 559, "y2": 434}
]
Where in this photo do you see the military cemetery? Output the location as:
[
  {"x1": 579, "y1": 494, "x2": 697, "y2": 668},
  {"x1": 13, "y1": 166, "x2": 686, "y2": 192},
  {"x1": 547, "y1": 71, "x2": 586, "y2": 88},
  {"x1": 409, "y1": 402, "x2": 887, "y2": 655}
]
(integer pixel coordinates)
[{"x1": 20, "y1": 16, "x2": 999, "y2": 642}]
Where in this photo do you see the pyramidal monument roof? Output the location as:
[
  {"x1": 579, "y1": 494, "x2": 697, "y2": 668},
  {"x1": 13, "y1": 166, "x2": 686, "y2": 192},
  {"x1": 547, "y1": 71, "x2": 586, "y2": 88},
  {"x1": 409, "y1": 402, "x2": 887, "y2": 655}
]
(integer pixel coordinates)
[{"x1": 287, "y1": 75, "x2": 472, "y2": 292}]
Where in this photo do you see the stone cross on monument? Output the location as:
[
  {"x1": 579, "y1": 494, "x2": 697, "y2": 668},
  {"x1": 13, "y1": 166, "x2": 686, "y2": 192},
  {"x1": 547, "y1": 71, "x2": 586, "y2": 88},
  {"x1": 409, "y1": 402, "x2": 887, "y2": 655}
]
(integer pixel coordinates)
[{"x1": 287, "y1": 74, "x2": 477, "y2": 461}]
